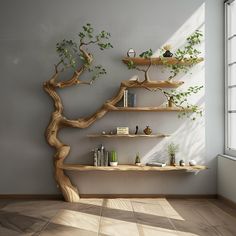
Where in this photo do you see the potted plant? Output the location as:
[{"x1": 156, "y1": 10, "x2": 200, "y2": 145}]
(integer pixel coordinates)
[
  {"x1": 167, "y1": 143, "x2": 179, "y2": 166},
  {"x1": 110, "y1": 150, "x2": 118, "y2": 166},
  {"x1": 135, "y1": 153, "x2": 141, "y2": 166}
]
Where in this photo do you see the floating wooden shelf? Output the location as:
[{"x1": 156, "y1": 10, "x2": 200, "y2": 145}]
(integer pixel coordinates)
[
  {"x1": 107, "y1": 106, "x2": 192, "y2": 112},
  {"x1": 122, "y1": 57, "x2": 204, "y2": 66},
  {"x1": 87, "y1": 133, "x2": 170, "y2": 138},
  {"x1": 61, "y1": 164, "x2": 207, "y2": 172},
  {"x1": 121, "y1": 80, "x2": 184, "y2": 88}
]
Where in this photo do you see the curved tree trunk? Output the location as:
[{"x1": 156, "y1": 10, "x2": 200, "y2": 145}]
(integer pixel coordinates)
[{"x1": 43, "y1": 59, "x2": 127, "y2": 202}]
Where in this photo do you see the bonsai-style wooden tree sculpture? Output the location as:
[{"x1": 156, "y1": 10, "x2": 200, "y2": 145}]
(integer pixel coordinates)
[{"x1": 43, "y1": 23, "x2": 113, "y2": 202}]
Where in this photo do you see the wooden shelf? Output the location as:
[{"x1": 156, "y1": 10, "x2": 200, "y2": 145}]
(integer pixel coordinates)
[
  {"x1": 122, "y1": 57, "x2": 204, "y2": 66},
  {"x1": 60, "y1": 164, "x2": 207, "y2": 172},
  {"x1": 121, "y1": 80, "x2": 184, "y2": 88},
  {"x1": 87, "y1": 134, "x2": 170, "y2": 138},
  {"x1": 107, "y1": 106, "x2": 191, "y2": 112}
]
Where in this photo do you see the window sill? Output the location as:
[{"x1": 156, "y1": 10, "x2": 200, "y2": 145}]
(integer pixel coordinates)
[{"x1": 218, "y1": 154, "x2": 236, "y2": 161}]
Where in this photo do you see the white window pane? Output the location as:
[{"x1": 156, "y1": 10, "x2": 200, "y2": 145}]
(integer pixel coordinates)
[
  {"x1": 228, "y1": 37, "x2": 236, "y2": 63},
  {"x1": 228, "y1": 1, "x2": 236, "y2": 36},
  {"x1": 228, "y1": 64, "x2": 236, "y2": 86},
  {"x1": 228, "y1": 88, "x2": 236, "y2": 110},
  {"x1": 228, "y1": 113, "x2": 236, "y2": 150}
]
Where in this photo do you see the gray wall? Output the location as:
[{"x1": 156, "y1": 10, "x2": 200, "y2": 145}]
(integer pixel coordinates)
[{"x1": 0, "y1": 0, "x2": 224, "y2": 195}]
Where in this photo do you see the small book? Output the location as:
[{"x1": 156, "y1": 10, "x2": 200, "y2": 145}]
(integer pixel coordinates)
[
  {"x1": 123, "y1": 90, "x2": 128, "y2": 107},
  {"x1": 146, "y1": 162, "x2": 166, "y2": 167},
  {"x1": 128, "y1": 92, "x2": 136, "y2": 107}
]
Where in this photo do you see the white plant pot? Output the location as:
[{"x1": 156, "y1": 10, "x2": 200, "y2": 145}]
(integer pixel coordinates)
[{"x1": 110, "y1": 162, "x2": 118, "y2": 167}]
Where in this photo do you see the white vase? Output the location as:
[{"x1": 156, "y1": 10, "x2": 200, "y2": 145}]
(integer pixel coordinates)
[
  {"x1": 110, "y1": 162, "x2": 118, "y2": 167},
  {"x1": 189, "y1": 160, "x2": 197, "y2": 166}
]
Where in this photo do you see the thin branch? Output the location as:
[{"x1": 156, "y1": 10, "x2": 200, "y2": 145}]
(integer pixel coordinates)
[{"x1": 54, "y1": 60, "x2": 63, "y2": 73}]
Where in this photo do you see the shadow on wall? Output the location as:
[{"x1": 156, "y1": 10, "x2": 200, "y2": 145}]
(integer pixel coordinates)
[{"x1": 142, "y1": 3, "x2": 206, "y2": 165}]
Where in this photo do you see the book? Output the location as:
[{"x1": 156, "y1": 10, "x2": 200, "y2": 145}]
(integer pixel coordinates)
[
  {"x1": 123, "y1": 90, "x2": 128, "y2": 107},
  {"x1": 128, "y1": 92, "x2": 136, "y2": 107},
  {"x1": 146, "y1": 162, "x2": 166, "y2": 167}
]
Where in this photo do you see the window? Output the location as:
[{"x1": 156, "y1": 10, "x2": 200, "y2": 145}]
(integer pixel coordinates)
[{"x1": 225, "y1": 0, "x2": 236, "y2": 156}]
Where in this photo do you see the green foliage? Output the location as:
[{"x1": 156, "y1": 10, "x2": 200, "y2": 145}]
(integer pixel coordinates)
[
  {"x1": 88, "y1": 65, "x2": 107, "y2": 83},
  {"x1": 161, "y1": 30, "x2": 203, "y2": 80},
  {"x1": 125, "y1": 49, "x2": 153, "y2": 72},
  {"x1": 56, "y1": 23, "x2": 113, "y2": 81},
  {"x1": 139, "y1": 49, "x2": 153, "y2": 59},
  {"x1": 127, "y1": 61, "x2": 136, "y2": 69},
  {"x1": 135, "y1": 153, "x2": 141, "y2": 163},
  {"x1": 56, "y1": 40, "x2": 78, "y2": 69},
  {"x1": 163, "y1": 85, "x2": 203, "y2": 120},
  {"x1": 167, "y1": 143, "x2": 179, "y2": 156}
]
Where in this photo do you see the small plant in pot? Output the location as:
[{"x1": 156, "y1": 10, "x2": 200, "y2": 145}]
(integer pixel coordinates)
[
  {"x1": 167, "y1": 143, "x2": 179, "y2": 166},
  {"x1": 110, "y1": 150, "x2": 118, "y2": 166},
  {"x1": 135, "y1": 153, "x2": 141, "y2": 166}
]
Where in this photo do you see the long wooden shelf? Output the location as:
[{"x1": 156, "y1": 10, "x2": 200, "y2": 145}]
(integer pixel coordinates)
[
  {"x1": 107, "y1": 106, "x2": 191, "y2": 112},
  {"x1": 87, "y1": 134, "x2": 170, "y2": 138},
  {"x1": 121, "y1": 80, "x2": 184, "y2": 88},
  {"x1": 61, "y1": 164, "x2": 207, "y2": 172},
  {"x1": 122, "y1": 57, "x2": 204, "y2": 66}
]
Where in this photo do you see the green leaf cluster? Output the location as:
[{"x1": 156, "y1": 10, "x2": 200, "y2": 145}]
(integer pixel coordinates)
[
  {"x1": 163, "y1": 85, "x2": 203, "y2": 120},
  {"x1": 139, "y1": 49, "x2": 153, "y2": 59},
  {"x1": 161, "y1": 30, "x2": 203, "y2": 80},
  {"x1": 88, "y1": 65, "x2": 107, "y2": 82},
  {"x1": 55, "y1": 23, "x2": 113, "y2": 82},
  {"x1": 167, "y1": 143, "x2": 179, "y2": 156},
  {"x1": 56, "y1": 39, "x2": 78, "y2": 69}
]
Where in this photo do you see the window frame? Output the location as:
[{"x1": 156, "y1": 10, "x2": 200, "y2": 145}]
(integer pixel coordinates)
[{"x1": 225, "y1": 0, "x2": 236, "y2": 157}]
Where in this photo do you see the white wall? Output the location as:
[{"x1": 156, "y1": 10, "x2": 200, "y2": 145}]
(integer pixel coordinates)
[
  {"x1": 218, "y1": 155, "x2": 236, "y2": 203},
  {"x1": 0, "y1": 0, "x2": 224, "y2": 195}
]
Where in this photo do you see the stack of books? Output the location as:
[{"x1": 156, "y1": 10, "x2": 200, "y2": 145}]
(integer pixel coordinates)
[{"x1": 117, "y1": 90, "x2": 136, "y2": 107}]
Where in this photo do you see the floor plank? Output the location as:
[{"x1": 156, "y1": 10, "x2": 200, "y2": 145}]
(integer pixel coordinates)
[{"x1": 0, "y1": 198, "x2": 235, "y2": 236}]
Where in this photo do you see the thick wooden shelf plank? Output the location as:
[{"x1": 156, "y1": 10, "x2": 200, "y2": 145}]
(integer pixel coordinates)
[
  {"x1": 61, "y1": 164, "x2": 207, "y2": 172},
  {"x1": 108, "y1": 106, "x2": 191, "y2": 112},
  {"x1": 87, "y1": 134, "x2": 170, "y2": 138},
  {"x1": 122, "y1": 57, "x2": 204, "y2": 66},
  {"x1": 121, "y1": 80, "x2": 184, "y2": 88}
]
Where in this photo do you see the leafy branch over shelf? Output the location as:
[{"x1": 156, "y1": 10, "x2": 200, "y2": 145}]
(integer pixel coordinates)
[
  {"x1": 162, "y1": 85, "x2": 203, "y2": 120},
  {"x1": 161, "y1": 30, "x2": 203, "y2": 80},
  {"x1": 127, "y1": 49, "x2": 153, "y2": 82}
]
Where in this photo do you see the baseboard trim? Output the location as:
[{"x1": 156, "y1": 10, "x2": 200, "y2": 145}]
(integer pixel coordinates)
[
  {"x1": 0, "y1": 194, "x2": 217, "y2": 200},
  {"x1": 217, "y1": 194, "x2": 236, "y2": 209},
  {"x1": 0, "y1": 194, "x2": 63, "y2": 200},
  {"x1": 79, "y1": 194, "x2": 217, "y2": 199}
]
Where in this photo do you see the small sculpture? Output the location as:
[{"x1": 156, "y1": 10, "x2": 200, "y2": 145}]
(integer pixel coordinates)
[
  {"x1": 163, "y1": 45, "x2": 173, "y2": 57},
  {"x1": 179, "y1": 160, "x2": 185, "y2": 166},
  {"x1": 135, "y1": 125, "x2": 139, "y2": 135},
  {"x1": 127, "y1": 48, "x2": 136, "y2": 57},
  {"x1": 143, "y1": 126, "x2": 152, "y2": 135}
]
